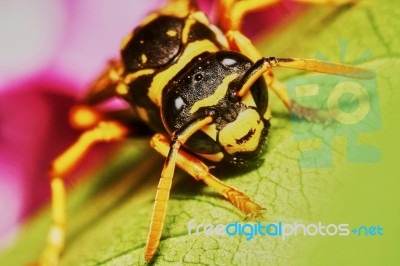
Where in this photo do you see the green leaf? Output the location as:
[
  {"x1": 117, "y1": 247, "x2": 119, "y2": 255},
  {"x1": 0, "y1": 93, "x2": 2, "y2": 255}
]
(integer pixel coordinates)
[{"x1": 1, "y1": 0, "x2": 399, "y2": 265}]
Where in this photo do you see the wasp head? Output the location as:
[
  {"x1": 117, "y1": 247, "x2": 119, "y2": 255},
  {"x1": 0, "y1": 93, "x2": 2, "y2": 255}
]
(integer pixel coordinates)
[{"x1": 162, "y1": 51, "x2": 270, "y2": 167}]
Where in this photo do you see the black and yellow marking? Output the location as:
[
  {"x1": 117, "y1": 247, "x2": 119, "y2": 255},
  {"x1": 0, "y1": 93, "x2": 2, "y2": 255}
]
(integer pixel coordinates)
[{"x1": 219, "y1": 108, "x2": 265, "y2": 154}]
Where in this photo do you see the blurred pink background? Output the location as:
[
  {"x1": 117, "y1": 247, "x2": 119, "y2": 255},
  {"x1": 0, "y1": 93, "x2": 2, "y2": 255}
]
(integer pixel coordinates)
[
  {"x1": 0, "y1": 0, "x2": 301, "y2": 250},
  {"x1": 0, "y1": 0, "x2": 165, "y2": 248}
]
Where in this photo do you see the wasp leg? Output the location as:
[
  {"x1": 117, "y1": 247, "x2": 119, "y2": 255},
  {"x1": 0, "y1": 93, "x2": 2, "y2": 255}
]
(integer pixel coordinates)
[
  {"x1": 146, "y1": 132, "x2": 265, "y2": 261},
  {"x1": 145, "y1": 113, "x2": 215, "y2": 261},
  {"x1": 151, "y1": 134, "x2": 264, "y2": 218},
  {"x1": 159, "y1": 0, "x2": 195, "y2": 17},
  {"x1": 39, "y1": 121, "x2": 128, "y2": 266},
  {"x1": 64, "y1": 58, "x2": 124, "y2": 131},
  {"x1": 216, "y1": 0, "x2": 280, "y2": 31},
  {"x1": 68, "y1": 58, "x2": 143, "y2": 130},
  {"x1": 216, "y1": 0, "x2": 356, "y2": 32},
  {"x1": 79, "y1": 59, "x2": 125, "y2": 106}
]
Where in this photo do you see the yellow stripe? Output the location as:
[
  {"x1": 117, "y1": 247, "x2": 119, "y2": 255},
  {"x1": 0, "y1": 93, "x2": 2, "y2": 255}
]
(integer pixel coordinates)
[
  {"x1": 167, "y1": 30, "x2": 177, "y2": 37},
  {"x1": 141, "y1": 54, "x2": 148, "y2": 64},
  {"x1": 120, "y1": 32, "x2": 134, "y2": 50},
  {"x1": 116, "y1": 69, "x2": 155, "y2": 96},
  {"x1": 197, "y1": 152, "x2": 224, "y2": 162},
  {"x1": 190, "y1": 73, "x2": 238, "y2": 114},
  {"x1": 182, "y1": 11, "x2": 211, "y2": 44},
  {"x1": 139, "y1": 13, "x2": 159, "y2": 28},
  {"x1": 124, "y1": 69, "x2": 155, "y2": 83},
  {"x1": 182, "y1": 17, "x2": 196, "y2": 43},
  {"x1": 148, "y1": 40, "x2": 219, "y2": 107}
]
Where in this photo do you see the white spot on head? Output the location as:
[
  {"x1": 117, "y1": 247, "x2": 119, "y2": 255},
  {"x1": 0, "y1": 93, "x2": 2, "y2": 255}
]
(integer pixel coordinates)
[
  {"x1": 175, "y1": 96, "x2": 184, "y2": 110},
  {"x1": 221, "y1": 58, "x2": 237, "y2": 67}
]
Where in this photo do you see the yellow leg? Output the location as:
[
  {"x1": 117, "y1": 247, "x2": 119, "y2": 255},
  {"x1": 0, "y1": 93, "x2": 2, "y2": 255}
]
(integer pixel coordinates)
[
  {"x1": 216, "y1": 0, "x2": 280, "y2": 31},
  {"x1": 65, "y1": 58, "x2": 123, "y2": 131},
  {"x1": 68, "y1": 57, "x2": 141, "y2": 131},
  {"x1": 145, "y1": 113, "x2": 215, "y2": 261},
  {"x1": 145, "y1": 133, "x2": 264, "y2": 261},
  {"x1": 159, "y1": 0, "x2": 195, "y2": 17},
  {"x1": 69, "y1": 105, "x2": 102, "y2": 130},
  {"x1": 80, "y1": 59, "x2": 124, "y2": 105},
  {"x1": 216, "y1": 0, "x2": 356, "y2": 31},
  {"x1": 151, "y1": 133, "x2": 264, "y2": 217},
  {"x1": 39, "y1": 121, "x2": 128, "y2": 266},
  {"x1": 39, "y1": 178, "x2": 66, "y2": 266}
]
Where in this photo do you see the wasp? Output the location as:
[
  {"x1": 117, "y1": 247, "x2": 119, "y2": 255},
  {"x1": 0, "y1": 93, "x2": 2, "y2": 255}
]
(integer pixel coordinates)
[{"x1": 39, "y1": 0, "x2": 372, "y2": 264}]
